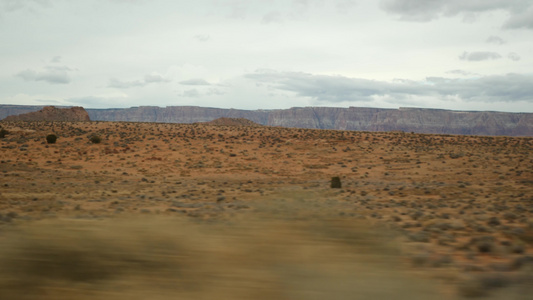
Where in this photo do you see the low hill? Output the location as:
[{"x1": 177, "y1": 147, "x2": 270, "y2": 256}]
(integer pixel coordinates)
[{"x1": 2, "y1": 106, "x2": 90, "y2": 122}]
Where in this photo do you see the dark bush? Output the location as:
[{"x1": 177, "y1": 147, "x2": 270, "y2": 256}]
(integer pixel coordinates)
[
  {"x1": 46, "y1": 134, "x2": 57, "y2": 144},
  {"x1": 89, "y1": 135, "x2": 102, "y2": 144},
  {"x1": 0, "y1": 128, "x2": 8, "y2": 138},
  {"x1": 330, "y1": 176, "x2": 342, "y2": 189}
]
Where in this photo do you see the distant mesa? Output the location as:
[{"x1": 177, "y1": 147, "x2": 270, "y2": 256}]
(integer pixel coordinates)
[
  {"x1": 2, "y1": 106, "x2": 90, "y2": 122},
  {"x1": 200, "y1": 117, "x2": 262, "y2": 127},
  {"x1": 0, "y1": 104, "x2": 531, "y2": 136}
]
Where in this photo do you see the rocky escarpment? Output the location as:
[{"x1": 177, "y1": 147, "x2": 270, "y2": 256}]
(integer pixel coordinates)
[
  {"x1": 266, "y1": 107, "x2": 386, "y2": 130},
  {"x1": 200, "y1": 117, "x2": 262, "y2": 127},
  {"x1": 1, "y1": 105, "x2": 531, "y2": 136},
  {"x1": 0, "y1": 105, "x2": 47, "y2": 120},
  {"x1": 368, "y1": 108, "x2": 530, "y2": 136},
  {"x1": 264, "y1": 107, "x2": 532, "y2": 136},
  {"x1": 87, "y1": 106, "x2": 269, "y2": 124},
  {"x1": 3, "y1": 106, "x2": 90, "y2": 122}
]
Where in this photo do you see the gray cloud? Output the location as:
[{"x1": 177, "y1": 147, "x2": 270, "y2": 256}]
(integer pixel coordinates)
[
  {"x1": 380, "y1": 0, "x2": 533, "y2": 29},
  {"x1": 176, "y1": 81, "x2": 226, "y2": 98},
  {"x1": 246, "y1": 70, "x2": 406, "y2": 102},
  {"x1": 108, "y1": 78, "x2": 144, "y2": 89},
  {"x1": 206, "y1": 88, "x2": 225, "y2": 96},
  {"x1": 50, "y1": 56, "x2": 62, "y2": 63},
  {"x1": 68, "y1": 96, "x2": 112, "y2": 108},
  {"x1": 486, "y1": 35, "x2": 505, "y2": 45},
  {"x1": 179, "y1": 79, "x2": 211, "y2": 86},
  {"x1": 16, "y1": 65, "x2": 71, "y2": 84},
  {"x1": 446, "y1": 69, "x2": 478, "y2": 76},
  {"x1": 67, "y1": 95, "x2": 132, "y2": 108},
  {"x1": 45, "y1": 65, "x2": 74, "y2": 72},
  {"x1": 459, "y1": 51, "x2": 502, "y2": 61},
  {"x1": 193, "y1": 34, "x2": 210, "y2": 42},
  {"x1": 262, "y1": 10, "x2": 283, "y2": 24},
  {"x1": 109, "y1": 0, "x2": 145, "y2": 4},
  {"x1": 225, "y1": 1, "x2": 248, "y2": 19},
  {"x1": 215, "y1": 0, "x2": 338, "y2": 24},
  {"x1": 144, "y1": 74, "x2": 169, "y2": 83},
  {"x1": 179, "y1": 87, "x2": 225, "y2": 98},
  {"x1": 245, "y1": 70, "x2": 533, "y2": 103},
  {"x1": 182, "y1": 89, "x2": 200, "y2": 98},
  {"x1": 507, "y1": 52, "x2": 521, "y2": 61},
  {"x1": 259, "y1": 0, "x2": 335, "y2": 24},
  {"x1": 109, "y1": 73, "x2": 169, "y2": 88},
  {"x1": 380, "y1": 0, "x2": 447, "y2": 22},
  {"x1": 503, "y1": 5, "x2": 533, "y2": 29},
  {"x1": 290, "y1": 0, "x2": 312, "y2": 15},
  {"x1": 336, "y1": 0, "x2": 357, "y2": 13}
]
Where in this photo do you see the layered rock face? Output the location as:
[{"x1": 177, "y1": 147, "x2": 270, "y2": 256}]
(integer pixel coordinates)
[
  {"x1": 2, "y1": 106, "x2": 90, "y2": 122},
  {"x1": 201, "y1": 117, "x2": 263, "y2": 127},
  {"x1": 1, "y1": 105, "x2": 531, "y2": 136},
  {"x1": 0, "y1": 105, "x2": 46, "y2": 120},
  {"x1": 87, "y1": 106, "x2": 269, "y2": 124},
  {"x1": 368, "y1": 108, "x2": 531, "y2": 136}
]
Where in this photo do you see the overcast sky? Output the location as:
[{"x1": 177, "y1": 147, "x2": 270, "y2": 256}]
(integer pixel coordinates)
[{"x1": 1, "y1": 0, "x2": 532, "y2": 112}]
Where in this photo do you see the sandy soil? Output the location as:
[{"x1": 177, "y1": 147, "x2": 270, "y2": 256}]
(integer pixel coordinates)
[{"x1": 0, "y1": 120, "x2": 532, "y2": 299}]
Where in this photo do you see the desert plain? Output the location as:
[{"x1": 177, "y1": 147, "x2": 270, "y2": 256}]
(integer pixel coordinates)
[{"x1": 0, "y1": 120, "x2": 532, "y2": 299}]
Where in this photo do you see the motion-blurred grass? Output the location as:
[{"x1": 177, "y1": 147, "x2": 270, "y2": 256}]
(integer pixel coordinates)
[{"x1": 0, "y1": 199, "x2": 449, "y2": 300}]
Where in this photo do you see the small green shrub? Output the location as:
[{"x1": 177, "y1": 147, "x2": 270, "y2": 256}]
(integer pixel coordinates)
[
  {"x1": 46, "y1": 134, "x2": 57, "y2": 144},
  {"x1": 89, "y1": 135, "x2": 102, "y2": 144}
]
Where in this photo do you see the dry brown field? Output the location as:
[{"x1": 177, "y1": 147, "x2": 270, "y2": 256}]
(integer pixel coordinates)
[{"x1": 0, "y1": 120, "x2": 532, "y2": 299}]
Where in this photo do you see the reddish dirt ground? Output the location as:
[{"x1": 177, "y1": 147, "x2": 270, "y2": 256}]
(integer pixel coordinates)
[{"x1": 0, "y1": 120, "x2": 532, "y2": 299}]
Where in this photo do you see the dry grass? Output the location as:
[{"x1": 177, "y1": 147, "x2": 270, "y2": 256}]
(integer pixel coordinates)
[{"x1": 0, "y1": 206, "x2": 448, "y2": 300}]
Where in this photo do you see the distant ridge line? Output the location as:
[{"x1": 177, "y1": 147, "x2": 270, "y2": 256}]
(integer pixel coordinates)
[{"x1": 1, "y1": 105, "x2": 531, "y2": 136}]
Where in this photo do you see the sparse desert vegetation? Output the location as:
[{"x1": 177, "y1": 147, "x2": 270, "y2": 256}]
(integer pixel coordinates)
[
  {"x1": 45, "y1": 134, "x2": 57, "y2": 144},
  {"x1": 0, "y1": 126, "x2": 8, "y2": 138},
  {"x1": 0, "y1": 120, "x2": 531, "y2": 299}
]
